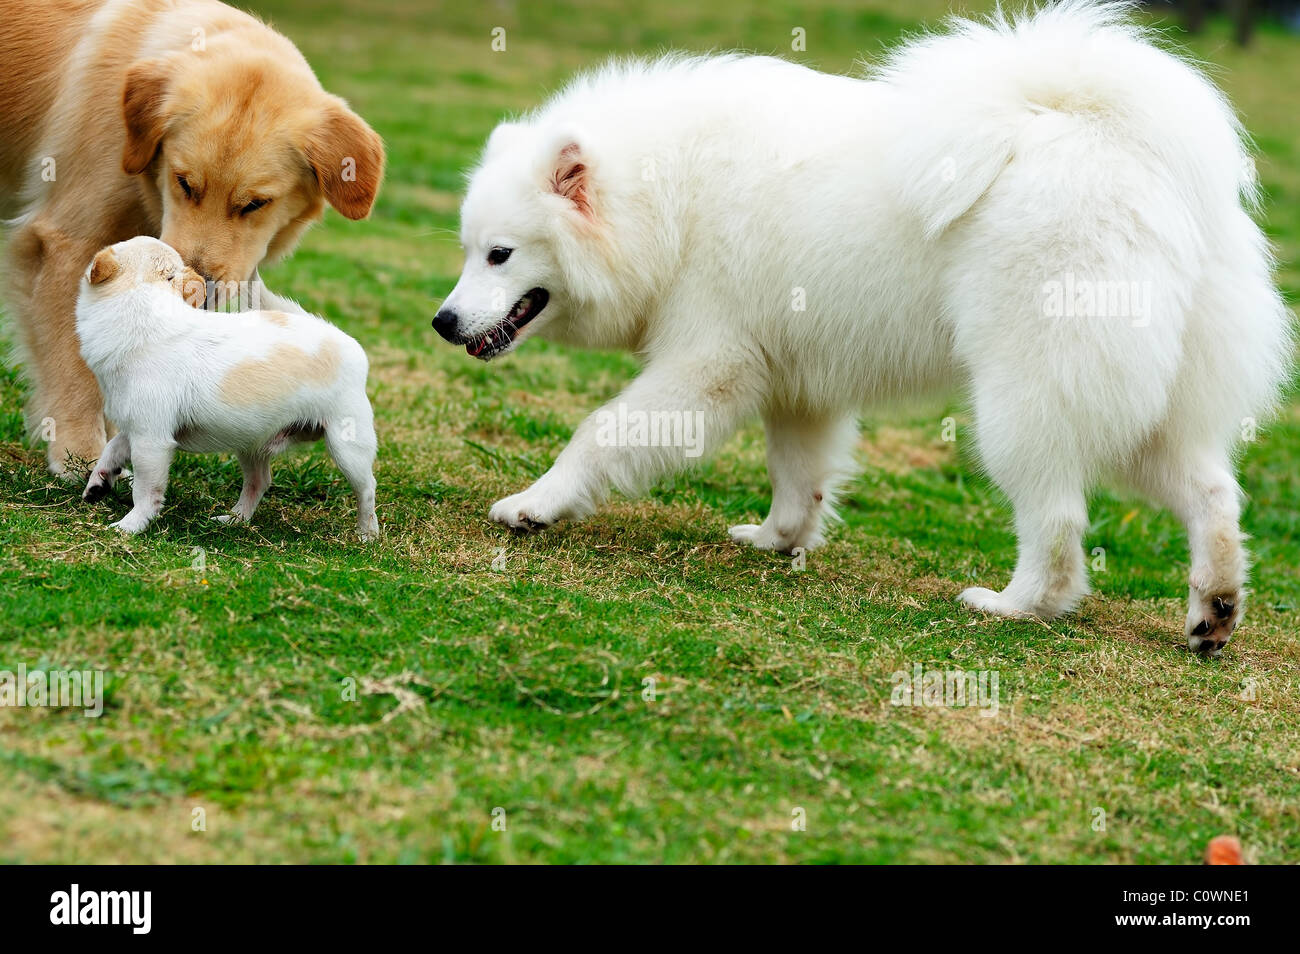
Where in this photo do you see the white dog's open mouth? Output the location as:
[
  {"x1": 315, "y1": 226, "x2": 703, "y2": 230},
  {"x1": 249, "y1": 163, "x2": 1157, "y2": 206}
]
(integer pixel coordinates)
[{"x1": 467, "y1": 288, "x2": 549, "y2": 359}]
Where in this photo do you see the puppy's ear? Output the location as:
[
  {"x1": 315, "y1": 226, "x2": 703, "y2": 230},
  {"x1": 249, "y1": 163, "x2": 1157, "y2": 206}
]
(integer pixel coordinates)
[
  {"x1": 303, "y1": 98, "x2": 385, "y2": 220},
  {"x1": 545, "y1": 135, "x2": 595, "y2": 221},
  {"x1": 122, "y1": 58, "x2": 174, "y2": 175},
  {"x1": 88, "y1": 248, "x2": 120, "y2": 286}
]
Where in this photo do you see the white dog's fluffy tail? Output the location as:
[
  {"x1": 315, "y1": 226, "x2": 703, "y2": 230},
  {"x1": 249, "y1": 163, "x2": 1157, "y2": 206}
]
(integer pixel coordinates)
[{"x1": 873, "y1": 0, "x2": 1255, "y2": 239}]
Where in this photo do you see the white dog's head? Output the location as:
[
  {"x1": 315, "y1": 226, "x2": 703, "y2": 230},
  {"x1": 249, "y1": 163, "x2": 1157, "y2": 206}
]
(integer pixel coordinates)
[
  {"x1": 82, "y1": 236, "x2": 206, "y2": 305},
  {"x1": 434, "y1": 123, "x2": 602, "y2": 360}
]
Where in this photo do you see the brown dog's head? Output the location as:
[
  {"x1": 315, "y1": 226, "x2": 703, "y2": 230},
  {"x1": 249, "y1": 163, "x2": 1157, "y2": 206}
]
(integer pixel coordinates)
[{"x1": 121, "y1": 39, "x2": 384, "y2": 287}]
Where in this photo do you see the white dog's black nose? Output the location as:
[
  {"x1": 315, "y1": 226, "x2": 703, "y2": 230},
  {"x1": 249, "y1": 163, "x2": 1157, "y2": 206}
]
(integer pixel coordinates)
[{"x1": 432, "y1": 308, "x2": 460, "y2": 342}]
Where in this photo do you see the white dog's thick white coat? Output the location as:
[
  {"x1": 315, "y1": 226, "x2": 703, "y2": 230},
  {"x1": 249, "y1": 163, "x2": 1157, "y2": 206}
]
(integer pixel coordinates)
[
  {"x1": 77, "y1": 236, "x2": 379, "y2": 539},
  {"x1": 443, "y1": 2, "x2": 1292, "y2": 652}
]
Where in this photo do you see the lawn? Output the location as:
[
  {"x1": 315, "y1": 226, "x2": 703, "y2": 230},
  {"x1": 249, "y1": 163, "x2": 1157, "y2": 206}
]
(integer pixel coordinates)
[{"x1": 1, "y1": 0, "x2": 1297, "y2": 863}]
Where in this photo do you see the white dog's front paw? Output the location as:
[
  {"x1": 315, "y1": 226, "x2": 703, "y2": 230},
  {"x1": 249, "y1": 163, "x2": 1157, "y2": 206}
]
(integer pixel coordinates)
[
  {"x1": 489, "y1": 488, "x2": 562, "y2": 530},
  {"x1": 213, "y1": 514, "x2": 241, "y2": 525},
  {"x1": 959, "y1": 586, "x2": 1034, "y2": 619},
  {"x1": 110, "y1": 512, "x2": 151, "y2": 535},
  {"x1": 728, "y1": 522, "x2": 821, "y2": 554}
]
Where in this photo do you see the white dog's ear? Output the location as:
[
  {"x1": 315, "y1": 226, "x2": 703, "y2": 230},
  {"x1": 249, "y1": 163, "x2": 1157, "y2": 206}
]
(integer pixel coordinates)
[
  {"x1": 486, "y1": 121, "x2": 523, "y2": 156},
  {"x1": 88, "y1": 248, "x2": 120, "y2": 286},
  {"x1": 544, "y1": 132, "x2": 595, "y2": 221}
]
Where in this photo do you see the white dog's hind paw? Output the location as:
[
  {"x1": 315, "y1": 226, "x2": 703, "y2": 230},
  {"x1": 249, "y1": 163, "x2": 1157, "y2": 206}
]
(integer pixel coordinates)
[
  {"x1": 213, "y1": 514, "x2": 242, "y2": 525},
  {"x1": 959, "y1": 586, "x2": 1035, "y2": 619},
  {"x1": 728, "y1": 522, "x2": 821, "y2": 554},
  {"x1": 1185, "y1": 588, "x2": 1242, "y2": 656},
  {"x1": 489, "y1": 490, "x2": 559, "y2": 530}
]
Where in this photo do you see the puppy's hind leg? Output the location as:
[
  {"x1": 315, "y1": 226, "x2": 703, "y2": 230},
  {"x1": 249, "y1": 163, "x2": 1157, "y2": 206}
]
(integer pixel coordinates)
[
  {"x1": 324, "y1": 403, "x2": 379, "y2": 541},
  {"x1": 730, "y1": 412, "x2": 857, "y2": 553},
  {"x1": 109, "y1": 437, "x2": 175, "y2": 535},
  {"x1": 83, "y1": 433, "x2": 131, "y2": 502},
  {"x1": 215, "y1": 453, "x2": 272, "y2": 525}
]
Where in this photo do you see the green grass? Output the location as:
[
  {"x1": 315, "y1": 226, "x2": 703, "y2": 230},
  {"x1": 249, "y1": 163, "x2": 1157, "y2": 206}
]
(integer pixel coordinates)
[{"x1": 2, "y1": 0, "x2": 1298, "y2": 863}]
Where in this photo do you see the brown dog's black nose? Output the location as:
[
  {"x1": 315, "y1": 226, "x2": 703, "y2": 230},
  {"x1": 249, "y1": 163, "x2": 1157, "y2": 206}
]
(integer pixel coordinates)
[{"x1": 432, "y1": 308, "x2": 460, "y2": 343}]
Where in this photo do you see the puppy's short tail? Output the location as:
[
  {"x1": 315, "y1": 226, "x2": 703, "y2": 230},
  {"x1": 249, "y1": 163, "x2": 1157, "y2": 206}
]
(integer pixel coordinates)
[{"x1": 871, "y1": 0, "x2": 1254, "y2": 238}]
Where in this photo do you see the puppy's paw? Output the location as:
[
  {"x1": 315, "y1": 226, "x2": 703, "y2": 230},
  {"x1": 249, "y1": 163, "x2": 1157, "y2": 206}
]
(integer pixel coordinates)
[
  {"x1": 489, "y1": 489, "x2": 558, "y2": 531},
  {"x1": 1185, "y1": 589, "x2": 1242, "y2": 657},
  {"x1": 83, "y1": 481, "x2": 110, "y2": 503},
  {"x1": 110, "y1": 513, "x2": 151, "y2": 535},
  {"x1": 82, "y1": 467, "x2": 122, "y2": 503},
  {"x1": 213, "y1": 514, "x2": 242, "y2": 525},
  {"x1": 357, "y1": 514, "x2": 380, "y2": 542},
  {"x1": 728, "y1": 521, "x2": 823, "y2": 554},
  {"x1": 959, "y1": 586, "x2": 1035, "y2": 620}
]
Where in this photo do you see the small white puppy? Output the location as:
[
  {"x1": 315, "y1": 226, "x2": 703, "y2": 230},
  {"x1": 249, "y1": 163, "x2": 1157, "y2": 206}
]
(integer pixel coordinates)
[{"x1": 76, "y1": 236, "x2": 379, "y2": 539}]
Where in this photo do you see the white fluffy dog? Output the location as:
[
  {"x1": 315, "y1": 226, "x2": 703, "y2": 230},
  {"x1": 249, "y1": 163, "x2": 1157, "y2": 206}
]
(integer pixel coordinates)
[
  {"x1": 435, "y1": 1, "x2": 1292, "y2": 653},
  {"x1": 77, "y1": 236, "x2": 379, "y2": 539}
]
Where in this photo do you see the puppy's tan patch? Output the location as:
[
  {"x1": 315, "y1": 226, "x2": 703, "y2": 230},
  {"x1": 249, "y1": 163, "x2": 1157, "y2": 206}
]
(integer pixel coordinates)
[
  {"x1": 219, "y1": 340, "x2": 341, "y2": 407},
  {"x1": 263, "y1": 311, "x2": 292, "y2": 329}
]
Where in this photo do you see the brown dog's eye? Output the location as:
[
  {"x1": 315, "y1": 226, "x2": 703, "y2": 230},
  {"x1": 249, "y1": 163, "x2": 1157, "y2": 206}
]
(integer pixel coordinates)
[
  {"x1": 239, "y1": 198, "x2": 270, "y2": 217},
  {"x1": 177, "y1": 175, "x2": 194, "y2": 200}
]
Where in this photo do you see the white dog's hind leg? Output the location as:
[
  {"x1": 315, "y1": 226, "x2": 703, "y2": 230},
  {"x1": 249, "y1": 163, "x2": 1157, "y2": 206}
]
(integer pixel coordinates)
[
  {"x1": 959, "y1": 387, "x2": 1092, "y2": 619},
  {"x1": 730, "y1": 412, "x2": 857, "y2": 553},
  {"x1": 324, "y1": 403, "x2": 379, "y2": 541},
  {"x1": 490, "y1": 352, "x2": 760, "y2": 531},
  {"x1": 215, "y1": 453, "x2": 272, "y2": 525},
  {"x1": 83, "y1": 433, "x2": 131, "y2": 502},
  {"x1": 1126, "y1": 444, "x2": 1246, "y2": 655},
  {"x1": 960, "y1": 488, "x2": 1090, "y2": 620},
  {"x1": 109, "y1": 437, "x2": 175, "y2": 535}
]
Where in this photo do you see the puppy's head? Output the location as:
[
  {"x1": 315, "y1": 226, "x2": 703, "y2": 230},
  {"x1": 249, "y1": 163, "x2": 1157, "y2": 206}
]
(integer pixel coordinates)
[
  {"x1": 121, "y1": 39, "x2": 384, "y2": 287},
  {"x1": 434, "y1": 124, "x2": 604, "y2": 360},
  {"x1": 82, "y1": 237, "x2": 209, "y2": 309}
]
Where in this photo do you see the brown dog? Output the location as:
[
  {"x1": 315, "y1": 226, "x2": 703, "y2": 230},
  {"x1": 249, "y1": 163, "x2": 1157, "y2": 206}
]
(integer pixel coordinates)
[{"x1": 0, "y1": 0, "x2": 384, "y2": 473}]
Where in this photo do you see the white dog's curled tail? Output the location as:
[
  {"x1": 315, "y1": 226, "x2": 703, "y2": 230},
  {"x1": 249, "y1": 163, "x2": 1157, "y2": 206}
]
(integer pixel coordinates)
[{"x1": 874, "y1": 0, "x2": 1256, "y2": 239}]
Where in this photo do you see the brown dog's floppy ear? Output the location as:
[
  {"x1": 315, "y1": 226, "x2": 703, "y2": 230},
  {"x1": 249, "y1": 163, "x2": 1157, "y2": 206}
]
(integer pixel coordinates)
[
  {"x1": 88, "y1": 248, "x2": 119, "y2": 286},
  {"x1": 303, "y1": 99, "x2": 385, "y2": 220},
  {"x1": 122, "y1": 58, "x2": 174, "y2": 175},
  {"x1": 548, "y1": 139, "x2": 594, "y2": 220}
]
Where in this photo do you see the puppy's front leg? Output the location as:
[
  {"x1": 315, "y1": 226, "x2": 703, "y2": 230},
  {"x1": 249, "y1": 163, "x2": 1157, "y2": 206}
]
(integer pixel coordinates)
[
  {"x1": 109, "y1": 437, "x2": 175, "y2": 535},
  {"x1": 489, "y1": 353, "x2": 758, "y2": 530},
  {"x1": 83, "y1": 433, "x2": 131, "y2": 502}
]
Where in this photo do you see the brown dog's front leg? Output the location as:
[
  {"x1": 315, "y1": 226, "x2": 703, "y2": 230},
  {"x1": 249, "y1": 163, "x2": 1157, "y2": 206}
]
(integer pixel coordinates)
[{"x1": 8, "y1": 220, "x2": 108, "y2": 475}]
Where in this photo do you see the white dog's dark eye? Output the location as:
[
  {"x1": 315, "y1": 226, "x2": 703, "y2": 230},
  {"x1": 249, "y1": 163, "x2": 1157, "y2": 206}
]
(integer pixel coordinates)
[{"x1": 487, "y1": 247, "x2": 512, "y2": 265}]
